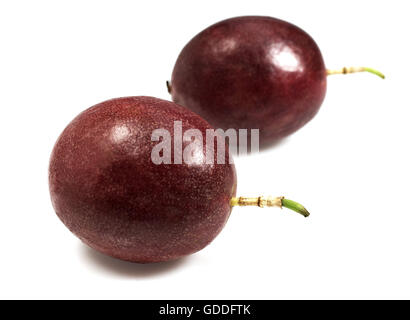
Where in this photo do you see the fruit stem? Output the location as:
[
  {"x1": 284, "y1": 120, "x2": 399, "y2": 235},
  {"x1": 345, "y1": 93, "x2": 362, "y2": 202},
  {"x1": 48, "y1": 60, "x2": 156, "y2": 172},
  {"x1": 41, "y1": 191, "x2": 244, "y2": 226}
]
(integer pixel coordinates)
[
  {"x1": 230, "y1": 196, "x2": 310, "y2": 218},
  {"x1": 166, "y1": 81, "x2": 172, "y2": 94},
  {"x1": 326, "y1": 67, "x2": 385, "y2": 79}
]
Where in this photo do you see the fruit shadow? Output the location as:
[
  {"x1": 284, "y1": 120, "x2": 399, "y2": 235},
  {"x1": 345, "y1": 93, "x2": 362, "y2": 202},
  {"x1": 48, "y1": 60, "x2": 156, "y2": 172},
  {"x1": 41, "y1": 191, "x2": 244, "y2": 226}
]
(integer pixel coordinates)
[
  {"x1": 235, "y1": 136, "x2": 290, "y2": 155},
  {"x1": 80, "y1": 244, "x2": 191, "y2": 278},
  {"x1": 258, "y1": 136, "x2": 289, "y2": 153}
]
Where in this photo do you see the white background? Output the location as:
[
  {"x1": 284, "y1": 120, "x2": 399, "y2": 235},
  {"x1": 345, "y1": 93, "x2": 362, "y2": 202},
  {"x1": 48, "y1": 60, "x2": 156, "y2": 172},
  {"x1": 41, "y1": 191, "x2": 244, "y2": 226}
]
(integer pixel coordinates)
[{"x1": 0, "y1": 0, "x2": 408, "y2": 299}]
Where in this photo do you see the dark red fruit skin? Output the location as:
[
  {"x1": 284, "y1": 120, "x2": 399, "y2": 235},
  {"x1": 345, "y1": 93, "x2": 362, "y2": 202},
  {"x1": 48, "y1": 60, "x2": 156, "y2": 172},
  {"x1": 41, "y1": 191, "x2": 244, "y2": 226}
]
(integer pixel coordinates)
[
  {"x1": 49, "y1": 97, "x2": 237, "y2": 263},
  {"x1": 170, "y1": 16, "x2": 327, "y2": 147}
]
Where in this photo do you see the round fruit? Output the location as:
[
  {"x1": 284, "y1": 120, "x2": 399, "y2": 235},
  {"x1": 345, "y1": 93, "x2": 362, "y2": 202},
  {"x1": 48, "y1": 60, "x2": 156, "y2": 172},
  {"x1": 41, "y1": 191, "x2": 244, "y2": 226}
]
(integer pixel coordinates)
[
  {"x1": 49, "y1": 96, "x2": 309, "y2": 264},
  {"x1": 49, "y1": 96, "x2": 237, "y2": 263},
  {"x1": 169, "y1": 16, "x2": 384, "y2": 147}
]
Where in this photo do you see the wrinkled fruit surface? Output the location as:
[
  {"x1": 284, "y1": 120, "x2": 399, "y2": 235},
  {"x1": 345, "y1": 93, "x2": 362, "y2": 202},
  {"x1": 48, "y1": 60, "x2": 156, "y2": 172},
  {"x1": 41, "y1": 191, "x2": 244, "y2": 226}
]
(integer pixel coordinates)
[
  {"x1": 171, "y1": 16, "x2": 327, "y2": 147},
  {"x1": 49, "y1": 96, "x2": 237, "y2": 263}
]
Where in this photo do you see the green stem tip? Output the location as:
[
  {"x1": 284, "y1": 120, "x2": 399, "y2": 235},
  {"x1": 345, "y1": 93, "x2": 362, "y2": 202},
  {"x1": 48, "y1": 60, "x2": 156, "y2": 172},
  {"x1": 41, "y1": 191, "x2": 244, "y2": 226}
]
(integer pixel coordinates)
[
  {"x1": 281, "y1": 198, "x2": 310, "y2": 218},
  {"x1": 363, "y1": 67, "x2": 385, "y2": 79}
]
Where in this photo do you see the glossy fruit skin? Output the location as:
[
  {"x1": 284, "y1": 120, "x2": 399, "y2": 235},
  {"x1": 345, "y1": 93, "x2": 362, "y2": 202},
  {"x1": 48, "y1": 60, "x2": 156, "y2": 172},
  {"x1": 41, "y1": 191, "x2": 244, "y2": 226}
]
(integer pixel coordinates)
[
  {"x1": 49, "y1": 97, "x2": 237, "y2": 263},
  {"x1": 170, "y1": 16, "x2": 327, "y2": 147}
]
